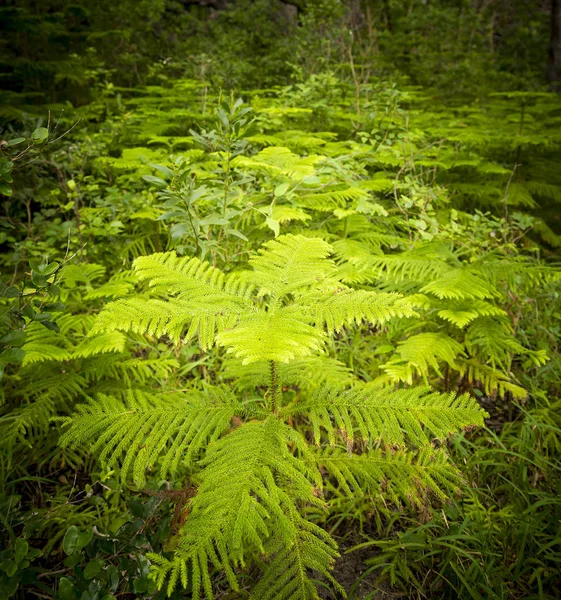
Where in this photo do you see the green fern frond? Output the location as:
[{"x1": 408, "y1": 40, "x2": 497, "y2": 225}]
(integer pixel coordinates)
[
  {"x1": 359, "y1": 178, "x2": 394, "y2": 193},
  {"x1": 246, "y1": 133, "x2": 285, "y2": 146},
  {"x1": 287, "y1": 385, "x2": 486, "y2": 447},
  {"x1": 382, "y1": 333, "x2": 464, "y2": 383},
  {"x1": 250, "y1": 504, "x2": 343, "y2": 600},
  {"x1": 533, "y1": 219, "x2": 561, "y2": 248},
  {"x1": 223, "y1": 356, "x2": 354, "y2": 391},
  {"x1": 370, "y1": 244, "x2": 455, "y2": 282},
  {"x1": 91, "y1": 297, "x2": 192, "y2": 342},
  {"x1": 134, "y1": 252, "x2": 254, "y2": 300},
  {"x1": 56, "y1": 314, "x2": 93, "y2": 336},
  {"x1": 298, "y1": 288, "x2": 417, "y2": 333},
  {"x1": 216, "y1": 311, "x2": 326, "y2": 364},
  {"x1": 90, "y1": 235, "x2": 421, "y2": 360},
  {"x1": 59, "y1": 388, "x2": 240, "y2": 486},
  {"x1": 465, "y1": 317, "x2": 527, "y2": 368},
  {"x1": 59, "y1": 263, "x2": 106, "y2": 288},
  {"x1": 151, "y1": 418, "x2": 322, "y2": 599},
  {"x1": 73, "y1": 332, "x2": 127, "y2": 358},
  {"x1": 84, "y1": 273, "x2": 136, "y2": 300},
  {"x1": 420, "y1": 268, "x2": 498, "y2": 300},
  {"x1": 20, "y1": 366, "x2": 87, "y2": 401},
  {"x1": 271, "y1": 205, "x2": 312, "y2": 224},
  {"x1": 21, "y1": 323, "x2": 72, "y2": 366},
  {"x1": 0, "y1": 395, "x2": 55, "y2": 457},
  {"x1": 249, "y1": 234, "x2": 335, "y2": 299},
  {"x1": 333, "y1": 238, "x2": 382, "y2": 266},
  {"x1": 92, "y1": 252, "x2": 254, "y2": 348},
  {"x1": 436, "y1": 300, "x2": 507, "y2": 328},
  {"x1": 450, "y1": 182, "x2": 502, "y2": 201},
  {"x1": 318, "y1": 447, "x2": 463, "y2": 505},
  {"x1": 298, "y1": 186, "x2": 369, "y2": 211},
  {"x1": 525, "y1": 180, "x2": 561, "y2": 202},
  {"x1": 456, "y1": 358, "x2": 527, "y2": 399},
  {"x1": 505, "y1": 183, "x2": 538, "y2": 208},
  {"x1": 82, "y1": 354, "x2": 179, "y2": 385},
  {"x1": 232, "y1": 147, "x2": 320, "y2": 181}
]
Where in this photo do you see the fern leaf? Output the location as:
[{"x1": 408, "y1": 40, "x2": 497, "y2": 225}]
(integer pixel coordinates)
[
  {"x1": 318, "y1": 447, "x2": 463, "y2": 505},
  {"x1": 370, "y1": 244, "x2": 455, "y2": 282},
  {"x1": 456, "y1": 358, "x2": 527, "y2": 399},
  {"x1": 0, "y1": 395, "x2": 55, "y2": 458},
  {"x1": 216, "y1": 310, "x2": 326, "y2": 364},
  {"x1": 436, "y1": 300, "x2": 507, "y2": 328},
  {"x1": 382, "y1": 333, "x2": 464, "y2": 383},
  {"x1": 133, "y1": 252, "x2": 254, "y2": 300},
  {"x1": 465, "y1": 317, "x2": 527, "y2": 368},
  {"x1": 286, "y1": 385, "x2": 486, "y2": 447},
  {"x1": 420, "y1": 268, "x2": 498, "y2": 300},
  {"x1": 92, "y1": 252, "x2": 253, "y2": 347},
  {"x1": 298, "y1": 186, "x2": 369, "y2": 211},
  {"x1": 298, "y1": 288, "x2": 417, "y2": 333},
  {"x1": 59, "y1": 388, "x2": 239, "y2": 486},
  {"x1": 21, "y1": 323, "x2": 72, "y2": 366},
  {"x1": 73, "y1": 332, "x2": 127, "y2": 358},
  {"x1": 249, "y1": 234, "x2": 335, "y2": 299},
  {"x1": 250, "y1": 504, "x2": 344, "y2": 600},
  {"x1": 153, "y1": 418, "x2": 322, "y2": 598},
  {"x1": 223, "y1": 356, "x2": 354, "y2": 391}
]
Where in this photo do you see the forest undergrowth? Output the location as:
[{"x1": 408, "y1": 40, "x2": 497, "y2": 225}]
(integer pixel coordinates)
[{"x1": 1, "y1": 2, "x2": 561, "y2": 599}]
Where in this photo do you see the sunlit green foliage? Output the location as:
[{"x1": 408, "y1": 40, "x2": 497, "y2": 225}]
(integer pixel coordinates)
[{"x1": 1, "y1": 2, "x2": 561, "y2": 599}]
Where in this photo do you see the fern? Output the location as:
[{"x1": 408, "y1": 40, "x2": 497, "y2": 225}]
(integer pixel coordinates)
[
  {"x1": 436, "y1": 300, "x2": 507, "y2": 328},
  {"x1": 381, "y1": 333, "x2": 464, "y2": 384},
  {"x1": 289, "y1": 385, "x2": 484, "y2": 447},
  {"x1": 61, "y1": 234, "x2": 487, "y2": 598},
  {"x1": 72, "y1": 331, "x2": 127, "y2": 358},
  {"x1": 60, "y1": 388, "x2": 240, "y2": 486},
  {"x1": 456, "y1": 358, "x2": 528, "y2": 399},
  {"x1": 420, "y1": 268, "x2": 498, "y2": 300},
  {"x1": 21, "y1": 323, "x2": 72, "y2": 366},
  {"x1": 249, "y1": 504, "x2": 343, "y2": 600},
  {"x1": 223, "y1": 356, "x2": 355, "y2": 391},
  {"x1": 318, "y1": 447, "x2": 463, "y2": 504},
  {"x1": 93, "y1": 235, "x2": 414, "y2": 360}
]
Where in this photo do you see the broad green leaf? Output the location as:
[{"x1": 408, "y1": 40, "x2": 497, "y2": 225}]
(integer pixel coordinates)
[
  {"x1": 0, "y1": 348, "x2": 25, "y2": 364},
  {"x1": 0, "y1": 331, "x2": 26, "y2": 346},
  {"x1": 266, "y1": 217, "x2": 280, "y2": 237},
  {"x1": 84, "y1": 559, "x2": 104, "y2": 579},
  {"x1": 30, "y1": 127, "x2": 49, "y2": 142},
  {"x1": 274, "y1": 182, "x2": 290, "y2": 197},
  {"x1": 62, "y1": 526, "x2": 79, "y2": 555},
  {"x1": 58, "y1": 577, "x2": 75, "y2": 600},
  {"x1": 14, "y1": 539, "x2": 28, "y2": 564},
  {"x1": 6, "y1": 138, "x2": 25, "y2": 147}
]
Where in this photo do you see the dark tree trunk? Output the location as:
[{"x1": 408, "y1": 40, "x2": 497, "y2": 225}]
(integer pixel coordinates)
[{"x1": 549, "y1": 0, "x2": 561, "y2": 90}]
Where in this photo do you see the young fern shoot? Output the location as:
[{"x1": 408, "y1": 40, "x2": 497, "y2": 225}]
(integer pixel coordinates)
[{"x1": 60, "y1": 234, "x2": 487, "y2": 599}]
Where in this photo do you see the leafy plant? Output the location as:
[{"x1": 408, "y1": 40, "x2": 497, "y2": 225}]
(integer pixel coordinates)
[{"x1": 60, "y1": 234, "x2": 487, "y2": 597}]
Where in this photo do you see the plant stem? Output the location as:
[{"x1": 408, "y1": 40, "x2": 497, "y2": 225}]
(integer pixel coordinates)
[{"x1": 269, "y1": 360, "x2": 279, "y2": 414}]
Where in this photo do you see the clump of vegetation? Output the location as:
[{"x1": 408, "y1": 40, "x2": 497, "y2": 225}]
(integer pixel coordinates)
[{"x1": 1, "y1": 2, "x2": 561, "y2": 599}]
